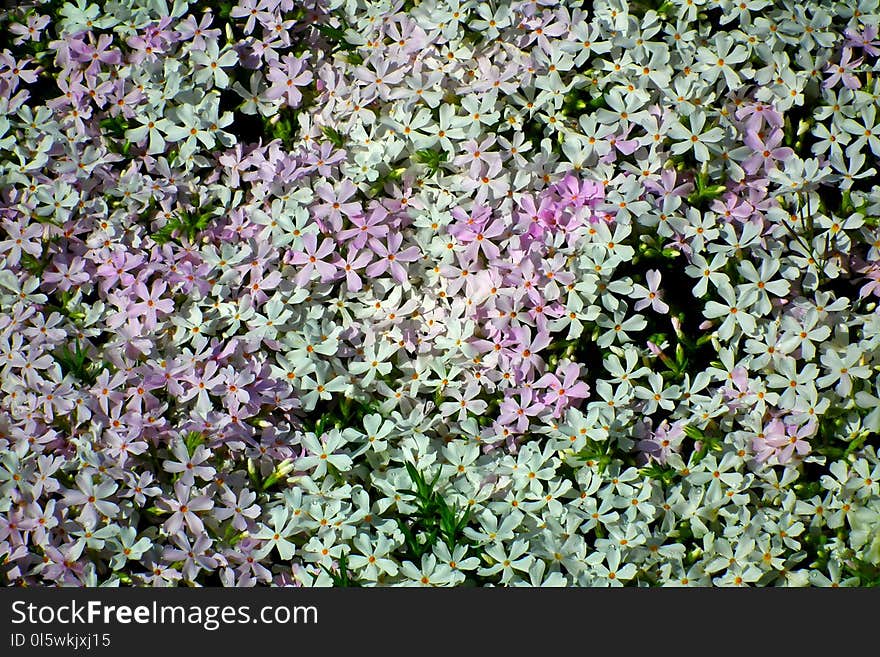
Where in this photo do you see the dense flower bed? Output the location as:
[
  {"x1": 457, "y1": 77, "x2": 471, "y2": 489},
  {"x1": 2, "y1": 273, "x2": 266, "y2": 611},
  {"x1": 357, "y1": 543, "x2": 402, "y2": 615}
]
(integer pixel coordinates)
[{"x1": 1, "y1": 0, "x2": 879, "y2": 587}]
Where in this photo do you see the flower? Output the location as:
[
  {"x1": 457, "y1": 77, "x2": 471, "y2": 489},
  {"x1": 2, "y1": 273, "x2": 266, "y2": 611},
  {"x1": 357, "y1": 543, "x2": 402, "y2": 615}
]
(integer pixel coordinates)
[
  {"x1": 160, "y1": 482, "x2": 214, "y2": 536},
  {"x1": 265, "y1": 53, "x2": 313, "y2": 107},
  {"x1": 253, "y1": 506, "x2": 299, "y2": 561},
  {"x1": 1, "y1": 0, "x2": 879, "y2": 591},
  {"x1": 631, "y1": 269, "x2": 669, "y2": 314},
  {"x1": 295, "y1": 431, "x2": 353, "y2": 478},
  {"x1": 63, "y1": 474, "x2": 119, "y2": 527},
  {"x1": 667, "y1": 111, "x2": 726, "y2": 162}
]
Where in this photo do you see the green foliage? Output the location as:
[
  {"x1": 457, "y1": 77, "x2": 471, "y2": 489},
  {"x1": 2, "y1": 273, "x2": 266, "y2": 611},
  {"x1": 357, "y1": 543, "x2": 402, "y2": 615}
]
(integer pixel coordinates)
[
  {"x1": 99, "y1": 116, "x2": 133, "y2": 155},
  {"x1": 151, "y1": 201, "x2": 218, "y2": 245},
  {"x1": 300, "y1": 396, "x2": 380, "y2": 437},
  {"x1": 313, "y1": 23, "x2": 356, "y2": 52},
  {"x1": 414, "y1": 148, "x2": 447, "y2": 175},
  {"x1": 321, "y1": 554, "x2": 361, "y2": 587},
  {"x1": 217, "y1": 1, "x2": 234, "y2": 19},
  {"x1": 321, "y1": 125, "x2": 346, "y2": 148},
  {"x1": 262, "y1": 107, "x2": 301, "y2": 146},
  {"x1": 639, "y1": 463, "x2": 676, "y2": 485},
  {"x1": 52, "y1": 339, "x2": 101, "y2": 385},
  {"x1": 20, "y1": 252, "x2": 49, "y2": 277},
  {"x1": 396, "y1": 462, "x2": 471, "y2": 558},
  {"x1": 99, "y1": 116, "x2": 129, "y2": 140},
  {"x1": 572, "y1": 439, "x2": 614, "y2": 474},
  {"x1": 184, "y1": 431, "x2": 205, "y2": 456},
  {"x1": 686, "y1": 170, "x2": 727, "y2": 208},
  {"x1": 683, "y1": 424, "x2": 723, "y2": 465},
  {"x1": 367, "y1": 166, "x2": 404, "y2": 198},
  {"x1": 560, "y1": 87, "x2": 601, "y2": 117}
]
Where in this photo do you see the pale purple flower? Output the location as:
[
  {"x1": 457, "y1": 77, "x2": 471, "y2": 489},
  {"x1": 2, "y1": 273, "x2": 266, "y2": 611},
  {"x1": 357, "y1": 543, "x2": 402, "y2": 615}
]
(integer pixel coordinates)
[
  {"x1": 287, "y1": 233, "x2": 338, "y2": 286},
  {"x1": 534, "y1": 362, "x2": 591, "y2": 416},
  {"x1": 163, "y1": 534, "x2": 218, "y2": 581},
  {"x1": 214, "y1": 488, "x2": 261, "y2": 531},
  {"x1": 63, "y1": 474, "x2": 119, "y2": 527},
  {"x1": 824, "y1": 48, "x2": 863, "y2": 90},
  {"x1": 497, "y1": 388, "x2": 544, "y2": 432},
  {"x1": 336, "y1": 248, "x2": 374, "y2": 292},
  {"x1": 161, "y1": 482, "x2": 214, "y2": 535},
  {"x1": 129, "y1": 279, "x2": 174, "y2": 328},
  {"x1": 632, "y1": 270, "x2": 669, "y2": 314},
  {"x1": 845, "y1": 25, "x2": 880, "y2": 57},
  {"x1": 365, "y1": 233, "x2": 422, "y2": 284},
  {"x1": 162, "y1": 441, "x2": 217, "y2": 485},
  {"x1": 265, "y1": 54, "x2": 313, "y2": 106}
]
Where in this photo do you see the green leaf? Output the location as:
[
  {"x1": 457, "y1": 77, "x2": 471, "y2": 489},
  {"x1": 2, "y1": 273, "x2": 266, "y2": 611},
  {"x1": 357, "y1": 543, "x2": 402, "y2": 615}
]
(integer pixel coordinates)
[
  {"x1": 150, "y1": 221, "x2": 179, "y2": 245},
  {"x1": 314, "y1": 23, "x2": 356, "y2": 51},
  {"x1": 414, "y1": 148, "x2": 447, "y2": 174},
  {"x1": 587, "y1": 94, "x2": 607, "y2": 110},
  {"x1": 247, "y1": 458, "x2": 260, "y2": 490},
  {"x1": 184, "y1": 431, "x2": 205, "y2": 456},
  {"x1": 321, "y1": 554, "x2": 361, "y2": 587},
  {"x1": 640, "y1": 464, "x2": 676, "y2": 485},
  {"x1": 52, "y1": 339, "x2": 100, "y2": 385},
  {"x1": 20, "y1": 253, "x2": 48, "y2": 276},
  {"x1": 321, "y1": 125, "x2": 346, "y2": 148},
  {"x1": 395, "y1": 461, "x2": 476, "y2": 558},
  {"x1": 99, "y1": 116, "x2": 129, "y2": 139}
]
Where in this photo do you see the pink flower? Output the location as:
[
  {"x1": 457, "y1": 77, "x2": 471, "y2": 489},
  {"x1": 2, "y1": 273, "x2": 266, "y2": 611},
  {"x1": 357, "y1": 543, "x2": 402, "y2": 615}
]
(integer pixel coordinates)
[
  {"x1": 336, "y1": 248, "x2": 374, "y2": 292},
  {"x1": 552, "y1": 173, "x2": 604, "y2": 211},
  {"x1": 177, "y1": 13, "x2": 222, "y2": 51},
  {"x1": 510, "y1": 326, "x2": 552, "y2": 377},
  {"x1": 42, "y1": 256, "x2": 90, "y2": 292},
  {"x1": 535, "y1": 362, "x2": 590, "y2": 417},
  {"x1": 734, "y1": 101, "x2": 783, "y2": 132},
  {"x1": 129, "y1": 279, "x2": 174, "y2": 329},
  {"x1": 742, "y1": 128, "x2": 794, "y2": 174},
  {"x1": 456, "y1": 216, "x2": 506, "y2": 261},
  {"x1": 96, "y1": 251, "x2": 142, "y2": 293},
  {"x1": 287, "y1": 234, "x2": 338, "y2": 286},
  {"x1": 637, "y1": 420, "x2": 685, "y2": 465},
  {"x1": 0, "y1": 219, "x2": 43, "y2": 267},
  {"x1": 246, "y1": 269, "x2": 283, "y2": 301},
  {"x1": 823, "y1": 47, "x2": 863, "y2": 90},
  {"x1": 161, "y1": 482, "x2": 214, "y2": 535},
  {"x1": 337, "y1": 204, "x2": 389, "y2": 248},
  {"x1": 845, "y1": 25, "x2": 880, "y2": 57},
  {"x1": 265, "y1": 54, "x2": 313, "y2": 107},
  {"x1": 8, "y1": 13, "x2": 50, "y2": 45},
  {"x1": 859, "y1": 264, "x2": 880, "y2": 299},
  {"x1": 498, "y1": 388, "x2": 544, "y2": 432},
  {"x1": 69, "y1": 33, "x2": 121, "y2": 74},
  {"x1": 633, "y1": 269, "x2": 669, "y2": 314},
  {"x1": 766, "y1": 420, "x2": 814, "y2": 464},
  {"x1": 365, "y1": 233, "x2": 421, "y2": 283},
  {"x1": 162, "y1": 441, "x2": 217, "y2": 485},
  {"x1": 313, "y1": 180, "x2": 361, "y2": 232}
]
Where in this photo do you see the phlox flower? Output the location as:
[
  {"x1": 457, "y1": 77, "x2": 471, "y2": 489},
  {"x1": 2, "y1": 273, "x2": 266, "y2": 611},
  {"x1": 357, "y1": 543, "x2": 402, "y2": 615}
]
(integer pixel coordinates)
[
  {"x1": 534, "y1": 362, "x2": 590, "y2": 417},
  {"x1": 296, "y1": 431, "x2": 353, "y2": 478},
  {"x1": 365, "y1": 233, "x2": 421, "y2": 284},
  {"x1": 632, "y1": 269, "x2": 669, "y2": 314},
  {"x1": 287, "y1": 233, "x2": 338, "y2": 286},
  {"x1": 265, "y1": 53, "x2": 313, "y2": 107}
]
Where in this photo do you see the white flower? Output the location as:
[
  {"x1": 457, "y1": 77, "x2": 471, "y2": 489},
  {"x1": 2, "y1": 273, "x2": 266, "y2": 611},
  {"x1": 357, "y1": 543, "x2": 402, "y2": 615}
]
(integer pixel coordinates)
[
  {"x1": 296, "y1": 431, "x2": 353, "y2": 478},
  {"x1": 667, "y1": 111, "x2": 726, "y2": 162}
]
